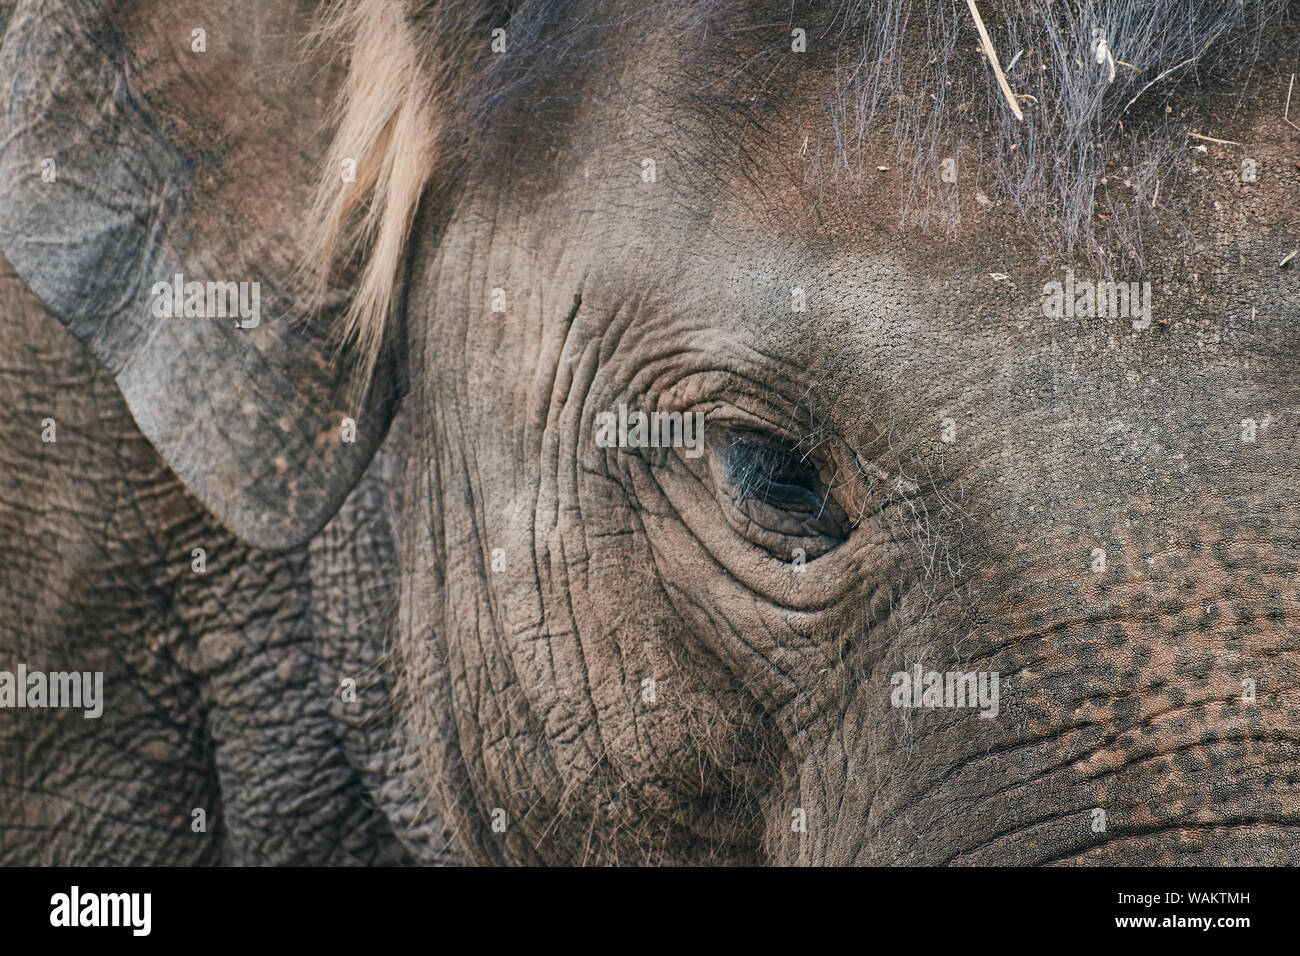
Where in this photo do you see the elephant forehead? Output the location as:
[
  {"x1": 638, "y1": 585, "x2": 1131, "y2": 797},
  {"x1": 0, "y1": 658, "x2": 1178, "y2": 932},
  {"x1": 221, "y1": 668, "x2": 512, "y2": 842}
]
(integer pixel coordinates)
[{"x1": 465, "y1": 1, "x2": 1283, "y2": 255}]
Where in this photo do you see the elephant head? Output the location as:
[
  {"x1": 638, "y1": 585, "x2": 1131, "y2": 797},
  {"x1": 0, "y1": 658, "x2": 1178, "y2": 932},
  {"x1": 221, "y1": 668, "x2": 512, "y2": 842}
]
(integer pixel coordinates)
[{"x1": 2, "y1": 0, "x2": 1298, "y2": 864}]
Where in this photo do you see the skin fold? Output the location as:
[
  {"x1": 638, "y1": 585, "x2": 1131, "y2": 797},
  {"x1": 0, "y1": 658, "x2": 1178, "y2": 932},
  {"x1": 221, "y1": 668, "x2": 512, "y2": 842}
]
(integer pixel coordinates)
[{"x1": 0, "y1": 0, "x2": 1297, "y2": 864}]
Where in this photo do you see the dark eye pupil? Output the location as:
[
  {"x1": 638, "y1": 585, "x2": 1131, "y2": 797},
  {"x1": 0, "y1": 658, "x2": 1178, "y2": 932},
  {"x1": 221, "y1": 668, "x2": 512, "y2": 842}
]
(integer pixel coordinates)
[
  {"x1": 723, "y1": 435, "x2": 819, "y2": 505},
  {"x1": 711, "y1": 428, "x2": 850, "y2": 554}
]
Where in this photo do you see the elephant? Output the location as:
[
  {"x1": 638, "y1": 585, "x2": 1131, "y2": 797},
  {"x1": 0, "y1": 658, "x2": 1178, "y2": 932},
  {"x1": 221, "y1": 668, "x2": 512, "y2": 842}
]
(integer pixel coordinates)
[{"x1": 0, "y1": 0, "x2": 1297, "y2": 865}]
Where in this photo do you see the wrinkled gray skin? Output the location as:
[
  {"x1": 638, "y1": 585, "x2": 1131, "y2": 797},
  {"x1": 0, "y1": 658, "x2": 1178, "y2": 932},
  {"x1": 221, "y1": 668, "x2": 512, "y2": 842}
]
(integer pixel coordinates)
[{"x1": 1, "y1": 0, "x2": 1298, "y2": 865}]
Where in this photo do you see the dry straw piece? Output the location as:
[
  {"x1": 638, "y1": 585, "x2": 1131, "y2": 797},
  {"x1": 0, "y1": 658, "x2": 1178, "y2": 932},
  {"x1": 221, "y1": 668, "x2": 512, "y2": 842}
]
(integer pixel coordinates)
[{"x1": 965, "y1": 0, "x2": 1024, "y2": 122}]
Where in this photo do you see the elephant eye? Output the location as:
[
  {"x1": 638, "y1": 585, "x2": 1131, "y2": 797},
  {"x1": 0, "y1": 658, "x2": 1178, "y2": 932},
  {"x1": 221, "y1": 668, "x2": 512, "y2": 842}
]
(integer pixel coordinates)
[
  {"x1": 724, "y1": 434, "x2": 821, "y2": 507},
  {"x1": 710, "y1": 429, "x2": 850, "y2": 559}
]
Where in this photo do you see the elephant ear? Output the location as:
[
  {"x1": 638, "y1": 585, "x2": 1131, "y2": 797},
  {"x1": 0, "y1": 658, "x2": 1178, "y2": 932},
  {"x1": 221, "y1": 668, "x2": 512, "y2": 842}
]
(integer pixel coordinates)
[{"x1": 0, "y1": 0, "x2": 428, "y2": 550}]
